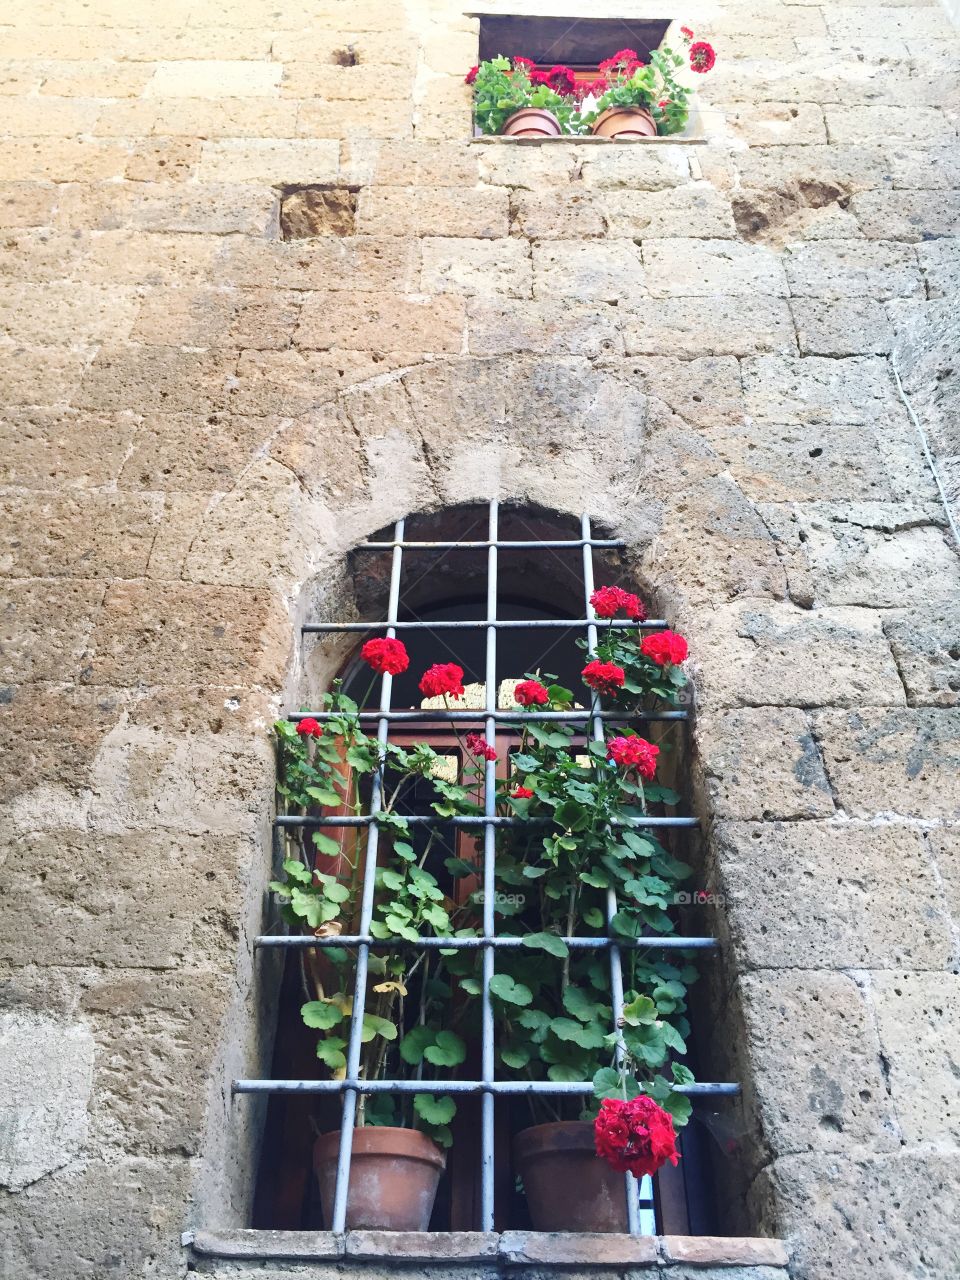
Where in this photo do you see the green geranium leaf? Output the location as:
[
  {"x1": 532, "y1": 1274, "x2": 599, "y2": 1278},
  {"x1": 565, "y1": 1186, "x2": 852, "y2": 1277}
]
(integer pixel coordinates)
[
  {"x1": 551, "y1": 1018, "x2": 607, "y2": 1050},
  {"x1": 523, "y1": 931, "x2": 569, "y2": 959},
  {"x1": 501, "y1": 1042, "x2": 531, "y2": 1069},
  {"x1": 413, "y1": 1093, "x2": 456, "y2": 1126},
  {"x1": 361, "y1": 1013, "x2": 398, "y2": 1043},
  {"x1": 282, "y1": 858, "x2": 313, "y2": 884},
  {"x1": 622, "y1": 995, "x2": 657, "y2": 1026},
  {"x1": 424, "y1": 1029, "x2": 466, "y2": 1067},
  {"x1": 489, "y1": 974, "x2": 533, "y2": 1006},
  {"x1": 399, "y1": 1025, "x2": 436, "y2": 1065},
  {"x1": 305, "y1": 785, "x2": 341, "y2": 807},
  {"x1": 312, "y1": 832, "x2": 342, "y2": 857},
  {"x1": 315, "y1": 1037, "x2": 347, "y2": 1071},
  {"x1": 582, "y1": 906, "x2": 605, "y2": 928},
  {"x1": 301, "y1": 1000, "x2": 344, "y2": 1030}
]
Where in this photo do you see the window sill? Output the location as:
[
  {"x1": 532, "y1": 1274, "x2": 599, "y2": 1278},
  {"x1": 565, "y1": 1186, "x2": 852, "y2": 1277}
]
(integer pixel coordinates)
[
  {"x1": 189, "y1": 1228, "x2": 789, "y2": 1271},
  {"x1": 469, "y1": 134, "x2": 708, "y2": 145}
]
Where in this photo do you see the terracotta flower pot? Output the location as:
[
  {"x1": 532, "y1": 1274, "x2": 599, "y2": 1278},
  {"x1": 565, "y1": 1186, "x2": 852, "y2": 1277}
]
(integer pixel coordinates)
[
  {"x1": 513, "y1": 1121, "x2": 628, "y2": 1232},
  {"x1": 591, "y1": 106, "x2": 657, "y2": 140},
  {"x1": 314, "y1": 1126, "x2": 446, "y2": 1230},
  {"x1": 502, "y1": 108, "x2": 562, "y2": 138}
]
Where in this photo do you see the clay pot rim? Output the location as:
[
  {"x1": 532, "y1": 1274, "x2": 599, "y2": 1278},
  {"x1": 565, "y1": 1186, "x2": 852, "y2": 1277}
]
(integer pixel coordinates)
[
  {"x1": 314, "y1": 1125, "x2": 447, "y2": 1171},
  {"x1": 513, "y1": 1119, "x2": 598, "y2": 1159},
  {"x1": 590, "y1": 105, "x2": 658, "y2": 138},
  {"x1": 502, "y1": 107, "x2": 563, "y2": 136}
]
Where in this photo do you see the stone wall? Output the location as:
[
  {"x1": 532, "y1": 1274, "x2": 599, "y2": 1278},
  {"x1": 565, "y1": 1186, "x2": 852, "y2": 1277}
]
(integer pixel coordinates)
[{"x1": 0, "y1": 1, "x2": 958, "y2": 1278}]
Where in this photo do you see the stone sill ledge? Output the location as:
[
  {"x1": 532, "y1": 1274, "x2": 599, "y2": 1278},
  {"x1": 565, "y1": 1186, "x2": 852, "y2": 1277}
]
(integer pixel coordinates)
[
  {"x1": 190, "y1": 1229, "x2": 788, "y2": 1270},
  {"x1": 469, "y1": 135, "x2": 707, "y2": 145}
]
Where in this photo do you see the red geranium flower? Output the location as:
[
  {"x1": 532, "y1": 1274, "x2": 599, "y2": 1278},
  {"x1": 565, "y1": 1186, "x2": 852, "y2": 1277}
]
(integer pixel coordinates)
[
  {"x1": 419, "y1": 662, "x2": 466, "y2": 699},
  {"x1": 659, "y1": 99, "x2": 671, "y2": 108},
  {"x1": 512, "y1": 55, "x2": 536, "y2": 73},
  {"x1": 606, "y1": 735, "x2": 659, "y2": 779},
  {"x1": 465, "y1": 731, "x2": 497, "y2": 762},
  {"x1": 515, "y1": 679, "x2": 550, "y2": 707},
  {"x1": 511, "y1": 785, "x2": 534, "y2": 799},
  {"x1": 361, "y1": 636, "x2": 410, "y2": 676},
  {"x1": 680, "y1": 25, "x2": 694, "y2": 40},
  {"x1": 599, "y1": 47, "x2": 641, "y2": 74},
  {"x1": 689, "y1": 41, "x2": 716, "y2": 73},
  {"x1": 590, "y1": 585, "x2": 646, "y2": 621},
  {"x1": 594, "y1": 1095, "x2": 679, "y2": 1179},
  {"x1": 545, "y1": 63, "x2": 576, "y2": 94},
  {"x1": 640, "y1": 630, "x2": 689, "y2": 667},
  {"x1": 296, "y1": 717, "x2": 323, "y2": 738},
  {"x1": 465, "y1": 65, "x2": 479, "y2": 84},
  {"x1": 582, "y1": 660, "x2": 625, "y2": 696},
  {"x1": 579, "y1": 76, "x2": 608, "y2": 99}
]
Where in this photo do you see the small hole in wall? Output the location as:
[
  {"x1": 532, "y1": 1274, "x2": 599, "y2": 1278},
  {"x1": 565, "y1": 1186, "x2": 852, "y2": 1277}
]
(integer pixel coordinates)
[
  {"x1": 809, "y1": 447, "x2": 823, "y2": 458},
  {"x1": 333, "y1": 45, "x2": 359, "y2": 65}
]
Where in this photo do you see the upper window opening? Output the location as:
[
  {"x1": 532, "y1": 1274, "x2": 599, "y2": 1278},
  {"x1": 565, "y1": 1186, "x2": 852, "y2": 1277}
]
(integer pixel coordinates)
[
  {"x1": 477, "y1": 16, "x2": 671, "y2": 69},
  {"x1": 245, "y1": 502, "x2": 739, "y2": 1239}
]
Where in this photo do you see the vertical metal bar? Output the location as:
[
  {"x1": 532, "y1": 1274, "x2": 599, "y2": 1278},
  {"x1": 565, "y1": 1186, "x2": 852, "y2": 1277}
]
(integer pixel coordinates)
[
  {"x1": 581, "y1": 514, "x2": 642, "y2": 1236},
  {"x1": 480, "y1": 499, "x2": 498, "y2": 1231},
  {"x1": 330, "y1": 517, "x2": 405, "y2": 1233}
]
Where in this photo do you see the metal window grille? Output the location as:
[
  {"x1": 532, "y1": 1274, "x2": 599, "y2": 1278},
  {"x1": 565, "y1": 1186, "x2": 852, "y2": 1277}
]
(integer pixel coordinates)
[{"x1": 235, "y1": 501, "x2": 739, "y2": 1234}]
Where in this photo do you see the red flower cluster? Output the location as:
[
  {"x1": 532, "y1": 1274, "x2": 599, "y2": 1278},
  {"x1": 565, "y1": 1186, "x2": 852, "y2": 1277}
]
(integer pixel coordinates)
[
  {"x1": 582, "y1": 660, "x2": 625, "y2": 696},
  {"x1": 578, "y1": 76, "x2": 608, "y2": 99},
  {"x1": 680, "y1": 25, "x2": 694, "y2": 40},
  {"x1": 689, "y1": 40, "x2": 716, "y2": 73},
  {"x1": 531, "y1": 63, "x2": 576, "y2": 94},
  {"x1": 419, "y1": 663, "x2": 466, "y2": 699},
  {"x1": 514, "y1": 679, "x2": 550, "y2": 707},
  {"x1": 361, "y1": 636, "x2": 410, "y2": 676},
  {"x1": 296, "y1": 717, "x2": 323, "y2": 738},
  {"x1": 590, "y1": 584, "x2": 646, "y2": 621},
  {"x1": 599, "y1": 47, "x2": 643, "y2": 76},
  {"x1": 640, "y1": 630, "x2": 688, "y2": 668},
  {"x1": 594, "y1": 1095, "x2": 679, "y2": 1179},
  {"x1": 511, "y1": 785, "x2": 535, "y2": 799},
  {"x1": 465, "y1": 732, "x2": 497, "y2": 762},
  {"x1": 512, "y1": 55, "x2": 536, "y2": 73},
  {"x1": 465, "y1": 64, "x2": 479, "y2": 84},
  {"x1": 606, "y1": 735, "x2": 659, "y2": 779}
]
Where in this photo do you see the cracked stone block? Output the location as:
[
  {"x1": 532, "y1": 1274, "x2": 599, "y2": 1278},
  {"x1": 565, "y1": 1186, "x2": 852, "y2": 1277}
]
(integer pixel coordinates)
[
  {"x1": 695, "y1": 707, "x2": 834, "y2": 820},
  {"x1": 884, "y1": 604, "x2": 960, "y2": 707},
  {"x1": 813, "y1": 708, "x2": 960, "y2": 819},
  {"x1": 712, "y1": 820, "x2": 953, "y2": 969},
  {"x1": 0, "y1": 1011, "x2": 94, "y2": 1190},
  {"x1": 791, "y1": 299, "x2": 894, "y2": 356},
  {"x1": 280, "y1": 187, "x2": 357, "y2": 239}
]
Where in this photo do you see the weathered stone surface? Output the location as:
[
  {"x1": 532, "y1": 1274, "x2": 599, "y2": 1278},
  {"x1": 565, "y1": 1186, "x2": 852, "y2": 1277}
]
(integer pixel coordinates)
[
  {"x1": 0, "y1": 1011, "x2": 94, "y2": 1190},
  {"x1": 624, "y1": 295, "x2": 794, "y2": 357},
  {"x1": 296, "y1": 292, "x2": 465, "y2": 351},
  {"x1": 824, "y1": 104, "x2": 955, "y2": 144},
  {"x1": 916, "y1": 237, "x2": 960, "y2": 298},
  {"x1": 356, "y1": 187, "x2": 507, "y2": 239},
  {"x1": 741, "y1": 355, "x2": 899, "y2": 426},
  {"x1": 850, "y1": 190, "x2": 960, "y2": 242},
  {"x1": 784, "y1": 240, "x2": 923, "y2": 299},
  {"x1": 421, "y1": 237, "x2": 532, "y2": 298},
  {"x1": 498, "y1": 1231, "x2": 658, "y2": 1265},
  {"x1": 737, "y1": 971, "x2": 898, "y2": 1158},
  {"x1": 601, "y1": 185, "x2": 736, "y2": 238},
  {"x1": 0, "y1": 683, "x2": 122, "y2": 805},
  {"x1": 713, "y1": 821, "x2": 952, "y2": 969},
  {"x1": 695, "y1": 708, "x2": 834, "y2": 820},
  {"x1": 467, "y1": 299, "x2": 622, "y2": 358},
  {"x1": 217, "y1": 237, "x2": 419, "y2": 293},
  {"x1": 532, "y1": 240, "x2": 646, "y2": 303},
  {"x1": 509, "y1": 189, "x2": 607, "y2": 239},
  {"x1": 198, "y1": 138, "x2": 339, "y2": 183},
  {"x1": 661, "y1": 1235, "x2": 789, "y2": 1266},
  {"x1": 0, "y1": 408, "x2": 136, "y2": 489},
  {"x1": 643, "y1": 239, "x2": 788, "y2": 296},
  {"x1": 145, "y1": 59, "x2": 281, "y2": 98},
  {"x1": 791, "y1": 299, "x2": 893, "y2": 356},
  {"x1": 688, "y1": 602, "x2": 906, "y2": 710},
  {"x1": 279, "y1": 187, "x2": 355, "y2": 239},
  {"x1": 78, "y1": 346, "x2": 236, "y2": 413},
  {"x1": 56, "y1": 181, "x2": 279, "y2": 235},
  {"x1": 884, "y1": 603, "x2": 960, "y2": 707},
  {"x1": 723, "y1": 102, "x2": 827, "y2": 146},
  {"x1": 118, "y1": 413, "x2": 268, "y2": 490},
  {"x1": 813, "y1": 708, "x2": 960, "y2": 819},
  {"x1": 0, "y1": 491, "x2": 158, "y2": 578},
  {"x1": 0, "y1": 280, "x2": 138, "y2": 344}
]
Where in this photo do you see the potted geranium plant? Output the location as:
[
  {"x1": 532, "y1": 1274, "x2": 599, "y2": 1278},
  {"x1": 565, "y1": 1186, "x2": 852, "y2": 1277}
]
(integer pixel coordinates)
[
  {"x1": 467, "y1": 55, "x2": 580, "y2": 137},
  {"x1": 582, "y1": 29, "x2": 716, "y2": 138},
  {"x1": 271, "y1": 646, "x2": 484, "y2": 1231}
]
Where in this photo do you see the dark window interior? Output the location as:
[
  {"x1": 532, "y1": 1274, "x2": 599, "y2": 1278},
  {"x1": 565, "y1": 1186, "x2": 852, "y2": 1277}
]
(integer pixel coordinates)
[{"x1": 476, "y1": 15, "x2": 672, "y2": 69}]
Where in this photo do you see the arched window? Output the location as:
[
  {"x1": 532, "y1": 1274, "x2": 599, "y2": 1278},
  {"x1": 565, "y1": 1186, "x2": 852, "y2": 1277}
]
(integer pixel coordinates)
[{"x1": 239, "y1": 502, "x2": 738, "y2": 1236}]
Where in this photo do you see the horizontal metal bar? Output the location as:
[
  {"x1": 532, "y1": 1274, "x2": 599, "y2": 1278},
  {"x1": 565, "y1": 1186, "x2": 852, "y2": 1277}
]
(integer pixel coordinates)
[
  {"x1": 233, "y1": 1078, "x2": 741, "y2": 1097},
  {"x1": 254, "y1": 934, "x2": 720, "y2": 951},
  {"x1": 303, "y1": 618, "x2": 667, "y2": 633},
  {"x1": 276, "y1": 813, "x2": 699, "y2": 829},
  {"x1": 357, "y1": 539, "x2": 626, "y2": 550},
  {"x1": 287, "y1": 709, "x2": 689, "y2": 723}
]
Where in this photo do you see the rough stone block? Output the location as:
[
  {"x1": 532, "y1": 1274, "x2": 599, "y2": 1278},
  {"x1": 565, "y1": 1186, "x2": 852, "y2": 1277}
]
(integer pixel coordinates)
[
  {"x1": 0, "y1": 281, "x2": 132, "y2": 346},
  {"x1": 296, "y1": 96, "x2": 413, "y2": 140},
  {"x1": 620, "y1": 356, "x2": 743, "y2": 428},
  {"x1": 510, "y1": 189, "x2": 607, "y2": 239},
  {"x1": 356, "y1": 187, "x2": 507, "y2": 239},
  {"x1": 0, "y1": 95, "x2": 101, "y2": 136},
  {"x1": 870, "y1": 972, "x2": 960, "y2": 1147},
  {"x1": 917, "y1": 238, "x2": 960, "y2": 298},
  {"x1": 737, "y1": 971, "x2": 898, "y2": 1158},
  {"x1": 733, "y1": 144, "x2": 888, "y2": 195},
  {"x1": 0, "y1": 684, "x2": 123, "y2": 806},
  {"x1": 601, "y1": 185, "x2": 736, "y2": 238},
  {"x1": 791, "y1": 299, "x2": 894, "y2": 356},
  {"x1": 145, "y1": 59, "x2": 281, "y2": 97},
  {"x1": 279, "y1": 187, "x2": 355, "y2": 239},
  {"x1": 132, "y1": 287, "x2": 300, "y2": 349},
  {"x1": 217, "y1": 237, "x2": 419, "y2": 293},
  {"x1": 784, "y1": 240, "x2": 923, "y2": 299},
  {"x1": 741, "y1": 355, "x2": 899, "y2": 426},
  {"x1": 813, "y1": 708, "x2": 960, "y2": 819},
  {"x1": 499, "y1": 1231, "x2": 658, "y2": 1265},
  {"x1": 886, "y1": 143, "x2": 960, "y2": 191},
  {"x1": 661, "y1": 1235, "x2": 789, "y2": 1267},
  {"x1": 0, "y1": 1012, "x2": 94, "y2": 1191},
  {"x1": 0, "y1": 181, "x2": 58, "y2": 229},
  {"x1": 119, "y1": 412, "x2": 268, "y2": 491},
  {"x1": 340, "y1": 139, "x2": 478, "y2": 187},
  {"x1": 850, "y1": 190, "x2": 960, "y2": 241},
  {"x1": 883, "y1": 603, "x2": 960, "y2": 707},
  {"x1": 688, "y1": 602, "x2": 906, "y2": 710},
  {"x1": 695, "y1": 708, "x2": 834, "y2": 820},
  {"x1": 296, "y1": 292, "x2": 465, "y2": 352},
  {"x1": 714, "y1": 820, "x2": 952, "y2": 969},
  {"x1": 1, "y1": 343, "x2": 89, "y2": 405},
  {"x1": 643, "y1": 239, "x2": 788, "y2": 297},
  {"x1": 533, "y1": 240, "x2": 646, "y2": 303},
  {"x1": 198, "y1": 138, "x2": 339, "y2": 183},
  {"x1": 624, "y1": 297, "x2": 796, "y2": 357},
  {"x1": 421, "y1": 237, "x2": 532, "y2": 298},
  {"x1": 280, "y1": 62, "x2": 413, "y2": 101},
  {"x1": 125, "y1": 137, "x2": 200, "y2": 183},
  {"x1": 0, "y1": 491, "x2": 158, "y2": 579},
  {"x1": 56, "y1": 182, "x2": 279, "y2": 236},
  {"x1": 0, "y1": 580, "x2": 104, "y2": 686},
  {"x1": 78, "y1": 346, "x2": 236, "y2": 414},
  {"x1": 467, "y1": 298, "x2": 622, "y2": 358},
  {"x1": 0, "y1": 407, "x2": 136, "y2": 489},
  {"x1": 723, "y1": 102, "x2": 827, "y2": 146},
  {"x1": 824, "y1": 104, "x2": 954, "y2": 144},
  {"x1": 86, "y1": 581, "x2": 289, "y2": 690},
  {"x1": 930, "y1": 826, "x2": 960, "y2": 926},
  {"x1": 146, "y1": 98, "x2": 298, "y2": 139}
]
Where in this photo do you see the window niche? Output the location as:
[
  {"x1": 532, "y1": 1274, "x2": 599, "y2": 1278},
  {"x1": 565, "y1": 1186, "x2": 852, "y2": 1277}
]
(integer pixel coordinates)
[{"x1": 247, "y1": 502, "x2": 736, "y2": 1238}]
